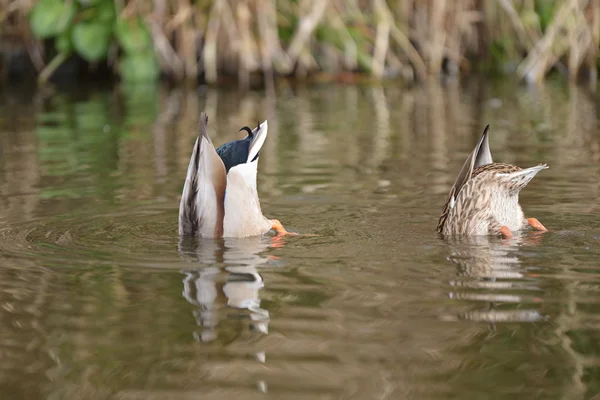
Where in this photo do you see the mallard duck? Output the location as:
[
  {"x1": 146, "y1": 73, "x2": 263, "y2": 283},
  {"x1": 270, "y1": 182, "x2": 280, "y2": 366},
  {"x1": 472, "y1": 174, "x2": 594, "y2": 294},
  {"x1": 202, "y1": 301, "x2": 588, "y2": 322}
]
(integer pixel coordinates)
[
  {"x1": 178, "y1": 112, "x2": 288, "y2": 238},
  {"x1": 437, "y1": 125, "x2": 548, "y2": 238}
]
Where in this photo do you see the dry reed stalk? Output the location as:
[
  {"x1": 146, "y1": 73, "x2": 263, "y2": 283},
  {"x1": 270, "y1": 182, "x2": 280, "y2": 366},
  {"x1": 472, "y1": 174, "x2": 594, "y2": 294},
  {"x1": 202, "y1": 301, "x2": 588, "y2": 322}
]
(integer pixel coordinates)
[
  {"x1": 286, "y1": 0, "x2": 329, "y2": 68},
  {"x1": 217, "y1": 0, "x2": 241, "y2": 56},
  {"x1": 150, "y1": 20, "x2": 185, "y2": 80},
  {"x1": 120, "y1": 0, "x2": 137, "y2": 18},
  {"x1": 328, "y1": 2, "x2": 358, "y2": 71},
  {"x1": 429, "y1": 0, "x2": 448, "y2": 75},
  {"x1": 150, "y1": 0, "x2": 184, "y2": 79},
  {"x1": 181, "y1": 2, "x2": 198, "y2": 83},
  {"x1": 454, "y1": 2, "x2": 484, "y2": 64},
  {"x1": 496, "y1": 0, "x2": 539, "y2": 50},
  {"x1": 236, "y1": 0, "x2": 259, "y2": 88},
  {"x1": 372, "y1": 0, "x2": 391, "y2": 78},
  {"x1": 6, "y1": 0, "x2": 600, "y2": 85},
  {"x1": 379, "y1": 0, "x2": 428, "y2": 80},
  {"x1": 386, "y1": 51, "x2": 408, "y2": 79},
  {"x1": 0, "y1": 0, "x2": 44, "y2": 72},
  {"x1": 588, "y1": 0, "x2": 600, "y2": 86},
  {"x1": 257, "y1": 0, "x2": 291, "y2": 74},
  {"x1": 516, "y1": 2, "x2": 569, "y2": 83},
  {"x1": 203, "y1": 0, "x2": 222, "y2": 83},
  {"x1": 516, "y1": 0, "x2": 593, "y2": 84},
  {"x1": 566, "y1": 1, "x2": 589, "y2": 81},
  {"x1": 165, "y1": 0, "x2": 198, "y2": 83},
  {"x1": 256, "y1": 0, "x2": 278, "y2": 95},
  {"x1": 473, "y1": 0, "x2": 488, "y2": 59},
  {"x1": 297, "y1": 46, "x2": 319, "y2": 77},
  {"x1": 397, "y1": 0, "x2": 410, "y2": 28},
  {"x1": 164, "y1": 1, "x2": 191, "y2": 31}
]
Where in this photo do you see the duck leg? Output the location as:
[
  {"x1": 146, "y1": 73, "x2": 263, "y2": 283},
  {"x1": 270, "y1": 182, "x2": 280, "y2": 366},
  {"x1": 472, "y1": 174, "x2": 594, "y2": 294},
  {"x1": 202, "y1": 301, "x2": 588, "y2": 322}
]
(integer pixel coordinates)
[
  {"x1": 499, "y1": 225, "x2": 513, "y2": 238},
  {"x1": 491, "y1": 218, "x2": 513, "y2": 238},
  {"x1": 270, "y1": 219, "x2": 292, "y2": 235},
  {"x1": 527, "y1": 218, "x2": 548, "y2": 231}
]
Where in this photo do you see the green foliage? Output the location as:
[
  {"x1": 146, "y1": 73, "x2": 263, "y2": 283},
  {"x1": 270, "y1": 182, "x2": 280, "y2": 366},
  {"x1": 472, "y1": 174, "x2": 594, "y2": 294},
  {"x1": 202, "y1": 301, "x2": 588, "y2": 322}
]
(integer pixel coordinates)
[
  {"x1": 490, "y1": 38, "x2": 514, "y2": 64},
  {"x1": 120, "y1": 52, "x2": 160, "y2": 83},
  {"x1": 315, "y1": 25, "x2": 343, "y2": 49},
  {"x1": 29, "y1": 0, "x2": 159, "y2": 83},
  {"x1": 73, "y1": 21, "x2": 112, "y2": 62},
  {"x1": 95, "y1": 0, "x2": 116, "y2": 22},
  {"x1": 277, "y1": 10, "x2": 297, "y2": 44},
  {"x1": 29, "y1": 0, "x2": 76, "y2": 38},
  {"x1": 115, "y1": 17, "x2": 153, "y2": 54},
  {"x1": 56, "y1": 28, "x2": 73, "y2": 54},
  {"x1": 115, "y1": 16, "x2": 160, "y2": 82},
  {"x1": 535, "y1": 0, "x2": 556, "y2": 32}
]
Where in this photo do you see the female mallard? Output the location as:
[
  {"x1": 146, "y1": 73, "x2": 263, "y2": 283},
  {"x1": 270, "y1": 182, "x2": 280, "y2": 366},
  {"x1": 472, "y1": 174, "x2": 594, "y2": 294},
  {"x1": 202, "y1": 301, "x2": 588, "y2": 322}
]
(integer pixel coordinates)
[
  {"x1": 178, "y1": 112, "x2": 288, "y2": 238},
  {"x1": 437, "y1": 125, "x2": 548, "y2": 238}
]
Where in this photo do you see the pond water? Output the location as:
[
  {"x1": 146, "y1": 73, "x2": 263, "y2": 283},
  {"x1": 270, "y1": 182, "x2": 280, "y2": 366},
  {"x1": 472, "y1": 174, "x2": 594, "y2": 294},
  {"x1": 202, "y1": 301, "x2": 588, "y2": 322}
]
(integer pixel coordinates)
[{"x1": 0, "y1": 78, "x2": 599, "y2": 399}]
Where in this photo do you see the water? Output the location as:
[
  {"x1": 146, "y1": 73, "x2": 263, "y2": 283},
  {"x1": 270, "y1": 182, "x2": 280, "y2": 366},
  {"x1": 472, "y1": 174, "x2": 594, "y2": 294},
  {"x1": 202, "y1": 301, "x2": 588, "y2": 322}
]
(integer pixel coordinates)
[{"x1": 0, "y1": 78, "x2": 599, "y2": 399}]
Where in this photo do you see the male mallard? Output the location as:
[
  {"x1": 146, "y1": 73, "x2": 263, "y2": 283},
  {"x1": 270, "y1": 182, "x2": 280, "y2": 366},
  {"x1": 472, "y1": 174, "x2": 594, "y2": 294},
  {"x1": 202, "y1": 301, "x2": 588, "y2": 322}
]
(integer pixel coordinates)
[
  {"x1": 437, "y1": 125, "x2": 548, "y2": 238},
  {"x1": 178, "y1": 112, "x2": 288, "y2": 238}
]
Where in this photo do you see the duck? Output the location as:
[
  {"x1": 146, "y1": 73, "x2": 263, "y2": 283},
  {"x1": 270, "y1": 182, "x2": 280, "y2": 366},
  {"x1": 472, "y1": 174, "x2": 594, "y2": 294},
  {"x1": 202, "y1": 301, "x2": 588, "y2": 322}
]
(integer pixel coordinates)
[
  {"x1": 437, "y1": 125, "x2": 548, "y2": 238},
  {"x1": 178, "y1": 112, "x2": 288, "y2": 238}
]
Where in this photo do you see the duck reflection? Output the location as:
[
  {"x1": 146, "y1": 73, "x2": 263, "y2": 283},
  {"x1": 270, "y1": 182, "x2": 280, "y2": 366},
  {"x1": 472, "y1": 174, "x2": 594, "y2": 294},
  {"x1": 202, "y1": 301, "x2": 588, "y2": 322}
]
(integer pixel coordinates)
[
  {"x1": 178, "y1": 235, "x2": 282, "y2": 343},
  {"x1": 444, "y1": 234, "x2": 546, "y2": 325}
]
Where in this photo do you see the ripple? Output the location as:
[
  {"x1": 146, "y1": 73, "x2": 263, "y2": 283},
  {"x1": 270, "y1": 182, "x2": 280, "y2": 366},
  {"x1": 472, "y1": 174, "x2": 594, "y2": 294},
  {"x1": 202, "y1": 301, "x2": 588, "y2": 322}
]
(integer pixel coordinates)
[{"x1": 0, "y1": 207, "x2": 178, "y2": 267}]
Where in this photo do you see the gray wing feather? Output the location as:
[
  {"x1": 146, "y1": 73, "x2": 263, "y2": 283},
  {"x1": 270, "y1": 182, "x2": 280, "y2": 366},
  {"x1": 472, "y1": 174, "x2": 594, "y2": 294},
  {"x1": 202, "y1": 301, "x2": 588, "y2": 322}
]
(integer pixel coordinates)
[{"x1": 178, "y1": 113, "x2": 227, "y2": 237}]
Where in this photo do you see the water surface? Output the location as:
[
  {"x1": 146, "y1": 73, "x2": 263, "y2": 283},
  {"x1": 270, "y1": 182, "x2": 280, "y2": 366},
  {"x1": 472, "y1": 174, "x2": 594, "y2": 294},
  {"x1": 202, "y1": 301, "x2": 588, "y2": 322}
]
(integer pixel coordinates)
[{"x1": 0, "y1": 79, "x2": 599, "y2": 399}]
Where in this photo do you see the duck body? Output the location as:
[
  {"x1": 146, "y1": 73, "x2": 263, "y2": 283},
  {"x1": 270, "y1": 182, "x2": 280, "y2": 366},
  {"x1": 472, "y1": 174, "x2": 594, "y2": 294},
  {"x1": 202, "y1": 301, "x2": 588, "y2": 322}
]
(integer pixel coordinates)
[
  {"x1": 437, "y1": 126, "x2": 548, "y2": 238},
  {"x1": 222, "y1": 159, "x2": 272, "y2": 237},
  {"x1": 178, "y1": 113, "x2": 286, "y2": 238}
]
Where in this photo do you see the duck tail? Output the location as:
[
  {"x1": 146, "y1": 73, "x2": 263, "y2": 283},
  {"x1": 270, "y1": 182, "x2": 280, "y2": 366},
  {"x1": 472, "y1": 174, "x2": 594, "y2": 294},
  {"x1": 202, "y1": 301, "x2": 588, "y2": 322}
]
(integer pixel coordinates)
[
  {"x1": 178, "y1": 114, "x2": 208, "y2": 236},
  {"x1": 498, "y1": 163, "x2": 549, "y2": 192},
  {"x1": 179, "y1": 112, "x2": 228, "y2": 238}
]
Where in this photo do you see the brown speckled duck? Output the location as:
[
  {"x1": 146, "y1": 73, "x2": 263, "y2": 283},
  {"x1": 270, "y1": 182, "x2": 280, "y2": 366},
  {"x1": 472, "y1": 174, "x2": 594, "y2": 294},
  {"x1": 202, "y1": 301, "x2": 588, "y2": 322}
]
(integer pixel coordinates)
[
  {"x1": 178, "y1": 112, "x2": 288, "y2": 238},
  {"x1": 437, "y1": 125, "x2": 548, "y2": 238}
]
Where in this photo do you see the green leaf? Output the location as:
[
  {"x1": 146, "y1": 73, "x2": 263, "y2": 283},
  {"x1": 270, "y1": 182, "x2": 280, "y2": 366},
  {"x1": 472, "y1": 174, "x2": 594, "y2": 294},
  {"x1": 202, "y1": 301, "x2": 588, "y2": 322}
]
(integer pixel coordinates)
[
  {"x1": 115, "y1": 17, "x2": 153, "y2": 54},
  {"x1": 95, "y1": 0, "x2": 116, "y2": 22},
  {"x1": 56, "y1": 29, "x2": 73, "y2": 54},
  {"x1": 72, "y1": 21, "x2": 112, "y2": 62},
  {"x1": 30, "y1": 0, "x2": 76, "y2": 38},
  {"x1": 78, "y1": 0, "x2": 105, "y2": 5},
  {"x1": 119, "y1": 52, "x2": 160, "y2": 82}
]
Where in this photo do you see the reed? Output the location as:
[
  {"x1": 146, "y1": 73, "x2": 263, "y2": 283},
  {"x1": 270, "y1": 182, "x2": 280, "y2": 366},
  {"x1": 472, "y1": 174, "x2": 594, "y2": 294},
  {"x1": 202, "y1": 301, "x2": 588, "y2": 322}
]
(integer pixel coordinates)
[{"x1": 1, "y1": 0, "x2": 600, "y2": 85}]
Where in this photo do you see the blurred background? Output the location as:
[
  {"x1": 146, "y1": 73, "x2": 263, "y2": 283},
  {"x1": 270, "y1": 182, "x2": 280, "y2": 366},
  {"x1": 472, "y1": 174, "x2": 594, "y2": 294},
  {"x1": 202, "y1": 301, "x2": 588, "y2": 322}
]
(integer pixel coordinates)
[
  {"x1": 1, "y1": 1, "x2": 600, "y2": 400},
  {"x1": 1, "y1": 0, "x2": 600, "y2": 87}
]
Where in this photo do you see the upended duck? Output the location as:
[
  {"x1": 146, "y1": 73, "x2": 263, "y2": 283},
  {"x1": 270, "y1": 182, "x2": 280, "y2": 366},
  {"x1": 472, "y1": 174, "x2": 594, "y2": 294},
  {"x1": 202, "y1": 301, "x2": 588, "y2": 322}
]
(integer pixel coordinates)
[
  {"x1": 437, "y1": 125, "x2": 548, "y2": 238},
  {"x1": 178, "y1": 112, "x2": 288, "y2": 238}
]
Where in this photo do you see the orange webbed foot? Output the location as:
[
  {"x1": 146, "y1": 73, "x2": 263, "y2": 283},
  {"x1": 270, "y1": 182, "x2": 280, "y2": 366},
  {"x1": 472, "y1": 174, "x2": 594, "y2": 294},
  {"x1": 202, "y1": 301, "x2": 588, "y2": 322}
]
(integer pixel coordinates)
[
  {"x1": 499, "y1": 225, "x2": 513, "y2": 238},
  {"x1": 527, "y1": 217, "x2": 548, "y2": 232},
  {"x1": 270, "y1": 219, "x2": 297, "y2": 236}
]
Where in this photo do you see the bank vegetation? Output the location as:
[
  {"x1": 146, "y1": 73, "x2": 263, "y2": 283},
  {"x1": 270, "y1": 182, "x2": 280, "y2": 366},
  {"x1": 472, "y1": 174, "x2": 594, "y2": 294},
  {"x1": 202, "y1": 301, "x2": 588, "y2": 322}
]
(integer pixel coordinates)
[{"x1": 0, "y1": 0, "x2": 598, "y2": 87}]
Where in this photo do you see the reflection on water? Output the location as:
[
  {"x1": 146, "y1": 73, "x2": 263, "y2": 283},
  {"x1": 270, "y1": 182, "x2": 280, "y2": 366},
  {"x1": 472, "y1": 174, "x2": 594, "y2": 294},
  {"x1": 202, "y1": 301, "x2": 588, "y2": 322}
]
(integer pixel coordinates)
[
  {"x1": 444, "y1": 234, "x2": 546, "y2": 324},
  {"x1": 179, "y1": 237, "x2": 274, "y2": 343},
  {"x1": 180, "y1": 237, "x2": 274, "y2": 393},
  {"x1": 0, "y1": 79, "x2": 599, "y2": 398}
]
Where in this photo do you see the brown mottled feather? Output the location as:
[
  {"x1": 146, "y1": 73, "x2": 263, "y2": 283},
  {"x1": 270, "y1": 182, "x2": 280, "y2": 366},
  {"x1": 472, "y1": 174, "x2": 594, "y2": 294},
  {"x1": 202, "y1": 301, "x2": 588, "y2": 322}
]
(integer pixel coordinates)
[
  {"x1": 471, "y1": 163, "x2": 521, "y2": 179},
  {"x1": 439, "y1": 163, "x2": 523, "y2": 235},
  {"x1": 438, "y1": 162, "x2": 522, "y2": 233},
  {"x1": 437, "y1": 126, "x2": 494, "y2": 233}
]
